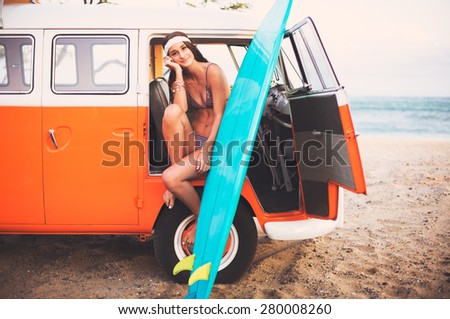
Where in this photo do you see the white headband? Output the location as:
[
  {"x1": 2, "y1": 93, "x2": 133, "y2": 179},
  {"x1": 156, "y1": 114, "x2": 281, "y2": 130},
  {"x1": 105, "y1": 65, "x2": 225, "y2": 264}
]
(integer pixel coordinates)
[{"x1": 164, "y1": 36, "x2": 191, "y2": 54}]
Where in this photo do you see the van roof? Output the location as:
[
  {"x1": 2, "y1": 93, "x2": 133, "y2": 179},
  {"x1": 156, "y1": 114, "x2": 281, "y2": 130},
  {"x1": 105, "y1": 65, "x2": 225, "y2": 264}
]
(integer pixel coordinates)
[{"x1": 1, "y1": 4, "x2": 259, "y2": 33}]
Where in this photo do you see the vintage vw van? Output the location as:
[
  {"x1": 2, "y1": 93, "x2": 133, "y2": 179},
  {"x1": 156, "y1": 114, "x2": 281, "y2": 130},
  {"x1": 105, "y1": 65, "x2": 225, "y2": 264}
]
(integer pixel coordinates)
[{"x1": 0, "y1": 1, "x2": 366, "y2": 283}]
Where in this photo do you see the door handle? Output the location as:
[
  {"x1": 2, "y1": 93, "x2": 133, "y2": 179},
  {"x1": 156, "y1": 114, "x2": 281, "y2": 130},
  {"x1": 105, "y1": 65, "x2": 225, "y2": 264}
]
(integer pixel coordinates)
[{"x1": 48, "y1": 129, "x2": 59, "y2": 149}]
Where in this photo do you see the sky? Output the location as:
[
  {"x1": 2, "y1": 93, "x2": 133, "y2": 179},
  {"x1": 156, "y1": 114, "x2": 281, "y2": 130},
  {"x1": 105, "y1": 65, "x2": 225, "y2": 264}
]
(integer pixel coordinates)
[
  {"x1": 38, "y1": 0, "x2": 450, "y2": 97},
  {"x1": 248, "y1": 0, "x2": 450, "y2": 97}
]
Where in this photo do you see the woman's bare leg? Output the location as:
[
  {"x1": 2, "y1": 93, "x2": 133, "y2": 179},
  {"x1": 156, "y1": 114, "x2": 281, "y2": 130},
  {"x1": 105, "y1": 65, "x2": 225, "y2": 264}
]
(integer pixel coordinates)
[
  {"x1": 162, "y1": 104, "x2": 200, "y2": 244},
  {"x1": 162, "y1": 151, "x2": 203, "y2": 243},
  {"x1": 162, "y1": 104, "x2": 195, "y2": 164}
]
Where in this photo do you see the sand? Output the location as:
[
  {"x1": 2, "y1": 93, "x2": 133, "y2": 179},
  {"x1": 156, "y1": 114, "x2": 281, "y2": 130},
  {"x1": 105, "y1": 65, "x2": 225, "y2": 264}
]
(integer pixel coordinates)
[{"x1": 0, "y1": 135, "x2": 449, "y2": 299}]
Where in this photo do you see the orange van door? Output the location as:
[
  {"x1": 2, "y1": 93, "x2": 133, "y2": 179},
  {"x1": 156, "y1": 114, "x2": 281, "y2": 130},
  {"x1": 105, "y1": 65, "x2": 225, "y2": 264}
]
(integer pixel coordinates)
[
  {"x1": 282, "y1": 18, "x2": 366, "y2": 219},
  {"x1": 0, "y1": 33, "x2": 45, "y2": 224},
  {"x1": 42, "y1": 31, "x2": 140, "y2": 225}
]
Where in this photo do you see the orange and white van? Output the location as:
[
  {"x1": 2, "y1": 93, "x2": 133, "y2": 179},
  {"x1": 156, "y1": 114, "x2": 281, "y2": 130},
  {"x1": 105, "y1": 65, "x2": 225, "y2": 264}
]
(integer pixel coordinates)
[{"x1": 0, "y1": 1, "x2": 366, "y2": 283}]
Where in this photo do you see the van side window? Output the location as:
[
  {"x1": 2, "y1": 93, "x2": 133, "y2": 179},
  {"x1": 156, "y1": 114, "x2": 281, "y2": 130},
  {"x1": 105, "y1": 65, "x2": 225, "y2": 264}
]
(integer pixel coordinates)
[
  {"x1": 52, "y1": 35, "x2": 129, "y2": 94},
  {"x1": 297, "y1": 22, "x2": 338, "y2": 90},
  {"x1": 0, "y1": 36, "x2": 34, "y2": 94},
  {"x1": 151, "y1": 39, "x2": 248, "y2": 84},
  {"x1": 280, "y1": 38, "x2": 307, "y2": 90},
  {"x1": 196, "y1": 44, "x2": 247, "y2": 85},
  {"x1": 283, "y1": 19, "x2": 339, "y2": 92},
  {"x1": 0, "y1": 45, "x2": 7, "y2": 86}
]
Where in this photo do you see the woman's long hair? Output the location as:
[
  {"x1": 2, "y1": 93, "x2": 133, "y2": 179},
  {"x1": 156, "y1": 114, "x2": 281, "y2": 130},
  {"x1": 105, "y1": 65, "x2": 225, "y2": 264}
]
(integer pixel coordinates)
[{"x1": 162, "y1": 32, "x2": 208, "y2": 101}]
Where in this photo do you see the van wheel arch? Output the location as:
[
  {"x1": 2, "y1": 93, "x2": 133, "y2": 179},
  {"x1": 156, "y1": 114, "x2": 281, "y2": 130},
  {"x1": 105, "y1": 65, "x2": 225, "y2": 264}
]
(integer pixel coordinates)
[{"x1": 153, "y1": 197, "x2": 257, "y2": 284}]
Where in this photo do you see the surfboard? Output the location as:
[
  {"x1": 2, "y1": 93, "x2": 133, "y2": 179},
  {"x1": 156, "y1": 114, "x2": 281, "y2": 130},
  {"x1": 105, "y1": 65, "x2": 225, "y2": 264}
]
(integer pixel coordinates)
[{"x1": 173, "y1": 0, "x2": 293, "y2": 299}]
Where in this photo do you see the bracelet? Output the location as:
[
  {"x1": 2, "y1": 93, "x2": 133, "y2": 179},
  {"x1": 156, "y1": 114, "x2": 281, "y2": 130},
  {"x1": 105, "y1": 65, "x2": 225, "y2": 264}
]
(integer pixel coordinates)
[
  {"x1": 171, "y1": 80, "x2": 185, "y2": 93},
  {"x1": 172, "y1": 86, "x2": 183, "y2": 93}
]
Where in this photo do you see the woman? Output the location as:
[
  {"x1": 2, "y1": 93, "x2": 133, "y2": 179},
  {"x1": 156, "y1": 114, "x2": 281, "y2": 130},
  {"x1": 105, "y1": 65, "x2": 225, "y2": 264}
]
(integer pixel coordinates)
[{"x1": 161, "y1": 32, "x2": 231, "y2": 244}]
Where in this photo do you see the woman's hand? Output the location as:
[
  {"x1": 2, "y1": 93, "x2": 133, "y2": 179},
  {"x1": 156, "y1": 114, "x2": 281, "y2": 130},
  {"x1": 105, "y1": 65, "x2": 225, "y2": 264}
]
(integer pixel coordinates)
[
  {"x1": 164, "y1": 56, "x2": 182, "y2": 72},
  {"x1": 195, "y1": 148, "x2": 211, "y2": 174},
  {"x1": 163, "y1": 190, "x2": 175, "y2": 209}
]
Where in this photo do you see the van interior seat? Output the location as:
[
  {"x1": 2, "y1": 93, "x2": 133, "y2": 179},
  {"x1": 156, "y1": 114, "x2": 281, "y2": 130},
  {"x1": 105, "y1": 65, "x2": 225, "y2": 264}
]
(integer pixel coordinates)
[{"x1": 149, "y1": 77, "x2": 170, "y2": 172}]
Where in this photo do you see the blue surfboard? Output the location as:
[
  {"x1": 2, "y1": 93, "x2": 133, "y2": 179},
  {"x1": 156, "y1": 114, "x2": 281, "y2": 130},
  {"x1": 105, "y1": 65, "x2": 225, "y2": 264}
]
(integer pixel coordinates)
[{"x1": 173, "y1": 0, "x2": 293, "y2": 299}]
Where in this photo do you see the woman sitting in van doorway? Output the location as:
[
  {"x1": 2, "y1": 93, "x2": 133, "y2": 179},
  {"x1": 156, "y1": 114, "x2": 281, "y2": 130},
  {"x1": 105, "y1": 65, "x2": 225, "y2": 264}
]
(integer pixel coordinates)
[{"x1": 161, "y1": 32, "x2": 231, "y2": 245}]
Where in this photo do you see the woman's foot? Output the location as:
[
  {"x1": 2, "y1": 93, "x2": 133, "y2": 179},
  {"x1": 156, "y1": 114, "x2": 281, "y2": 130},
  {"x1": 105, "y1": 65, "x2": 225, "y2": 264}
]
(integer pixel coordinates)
[
  {"x1": 183, "y1": 222, "x2": 197, "y2": 245},
  {"x1": 163, "y1": 190, "x2": 175, "y2": 209}
]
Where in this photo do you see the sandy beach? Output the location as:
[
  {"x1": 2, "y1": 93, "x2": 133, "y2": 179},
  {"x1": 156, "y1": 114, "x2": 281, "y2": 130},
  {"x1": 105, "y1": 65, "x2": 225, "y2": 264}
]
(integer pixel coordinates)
[{"x1": 0, "y1": 135, "x2": 449, "y2": 299}]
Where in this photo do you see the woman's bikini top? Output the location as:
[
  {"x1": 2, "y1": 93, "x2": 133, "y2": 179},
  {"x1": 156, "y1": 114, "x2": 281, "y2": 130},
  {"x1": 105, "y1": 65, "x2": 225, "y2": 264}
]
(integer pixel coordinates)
[{"x1": 186, "y1": 63, "x2": 214, "y2": 110}]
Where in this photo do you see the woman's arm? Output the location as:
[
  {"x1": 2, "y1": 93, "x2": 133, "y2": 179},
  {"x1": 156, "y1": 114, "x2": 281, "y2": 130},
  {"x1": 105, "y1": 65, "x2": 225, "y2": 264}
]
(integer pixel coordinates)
[
  {"x1": 203, "y1": 64, "x2": 231, "y2": 153},
  {"x1": 164, "y1": 57, "x2": 189, "y2": 112}
]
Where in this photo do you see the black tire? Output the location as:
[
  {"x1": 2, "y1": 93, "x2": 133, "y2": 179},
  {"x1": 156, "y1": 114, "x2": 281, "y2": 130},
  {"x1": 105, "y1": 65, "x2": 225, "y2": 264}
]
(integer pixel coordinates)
[{"x1": 153, "y1": 198, "x2": 257, "y2": 284}]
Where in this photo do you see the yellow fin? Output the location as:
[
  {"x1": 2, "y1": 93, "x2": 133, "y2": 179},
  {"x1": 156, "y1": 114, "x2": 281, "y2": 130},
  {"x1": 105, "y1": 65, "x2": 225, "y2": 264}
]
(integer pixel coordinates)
[
  {"x1": 188, "y1": 262, "x2": 211, "y2": 286},
  {"x1": 173, "y1": 254, "x2": 196, "y2": 275}
]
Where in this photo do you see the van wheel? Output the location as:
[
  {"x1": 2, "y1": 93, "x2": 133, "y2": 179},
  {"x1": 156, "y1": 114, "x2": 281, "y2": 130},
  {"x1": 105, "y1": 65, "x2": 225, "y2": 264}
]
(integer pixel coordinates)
[{"x1": 153, "y1": 200, "x2": 257, "y2": 284}]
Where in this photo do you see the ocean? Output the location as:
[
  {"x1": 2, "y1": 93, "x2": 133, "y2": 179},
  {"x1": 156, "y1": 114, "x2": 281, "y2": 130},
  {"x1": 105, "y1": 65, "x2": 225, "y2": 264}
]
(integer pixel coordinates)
[{"x1": 348, "y1": 96, "x2": 450, "y2": 141}]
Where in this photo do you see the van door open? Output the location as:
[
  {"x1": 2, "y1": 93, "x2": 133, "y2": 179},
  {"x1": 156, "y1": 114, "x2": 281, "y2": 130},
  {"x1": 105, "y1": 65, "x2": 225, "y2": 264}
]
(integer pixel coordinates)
[
  {"x1": 282, "y1": 18, "x2": 366, "y2": 219},
  {"x1": 42, "y1": 31, "x2": 140, "y2": 225}
]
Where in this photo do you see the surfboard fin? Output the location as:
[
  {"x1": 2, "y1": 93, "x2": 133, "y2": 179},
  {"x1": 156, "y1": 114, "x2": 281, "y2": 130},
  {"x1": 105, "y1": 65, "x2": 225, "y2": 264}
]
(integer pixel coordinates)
[
  {"x1": 173, "y1": 254, "x2": 196, "y2": 275},
  {"x1": 188, "y1": 262, "x2": 211, "y2": 286}
]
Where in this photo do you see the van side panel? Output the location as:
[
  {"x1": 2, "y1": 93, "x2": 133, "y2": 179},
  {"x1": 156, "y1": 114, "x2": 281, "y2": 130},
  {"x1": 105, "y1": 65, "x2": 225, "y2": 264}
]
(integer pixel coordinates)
[
  {"x1": 0, "y1": 107, "x2": 45, "y2": 224},
  {"x1": 42, "y1": 106, "x2": 139, "y2": 225}
]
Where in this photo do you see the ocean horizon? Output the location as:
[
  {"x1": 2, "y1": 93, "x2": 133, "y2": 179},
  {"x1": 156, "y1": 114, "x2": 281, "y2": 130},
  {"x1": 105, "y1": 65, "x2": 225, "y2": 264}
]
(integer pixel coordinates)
[{"x1": 348, "y1": 96, "x2": 450, "y2": 141}]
